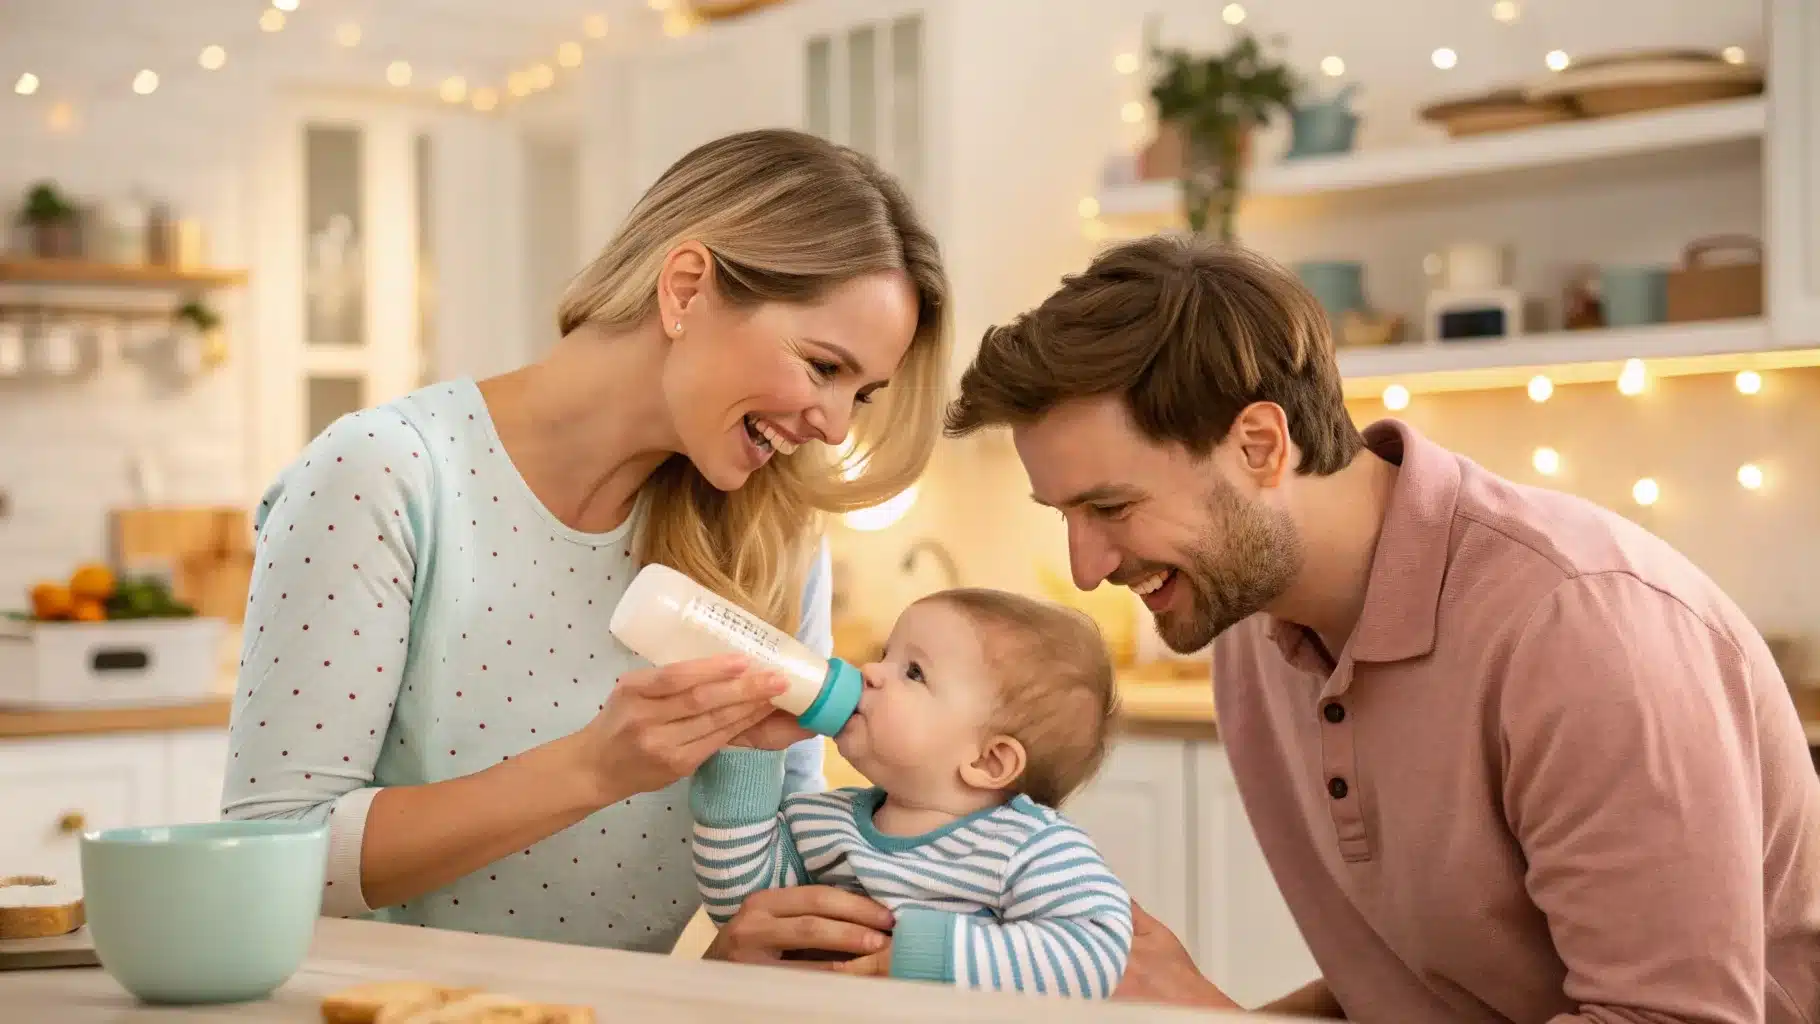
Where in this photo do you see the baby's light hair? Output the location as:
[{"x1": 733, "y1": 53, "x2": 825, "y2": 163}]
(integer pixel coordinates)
[{"x1": 917, "y1": 588, "x2": 1119, "y2": 807}]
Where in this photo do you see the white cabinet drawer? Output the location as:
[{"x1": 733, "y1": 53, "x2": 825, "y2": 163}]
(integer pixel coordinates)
[{"x1": 0, "y1": 734, "x2": 167, "y2": 883}]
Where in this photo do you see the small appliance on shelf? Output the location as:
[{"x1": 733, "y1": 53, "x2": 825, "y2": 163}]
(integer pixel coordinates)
[{"x1": 1422, "y1": 242, "x2": 1538, "y2": 341}]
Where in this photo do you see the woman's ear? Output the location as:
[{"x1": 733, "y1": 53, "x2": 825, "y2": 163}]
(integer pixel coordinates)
[
  {"x1": 657, "y1": 242, "x2": 715, "y2": 339},
  {"x1": 959, "y1": 735, "x2": 1026, "y2": 792}
]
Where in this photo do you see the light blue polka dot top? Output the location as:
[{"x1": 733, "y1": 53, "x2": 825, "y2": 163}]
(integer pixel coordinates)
[{"x1": 220, "y1": 377, "x2": 829, "y2": 953}]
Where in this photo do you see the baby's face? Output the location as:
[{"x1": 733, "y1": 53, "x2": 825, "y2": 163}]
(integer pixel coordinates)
[{"x1": 834, "y1": 599, "x2": 999, "y2": 798}]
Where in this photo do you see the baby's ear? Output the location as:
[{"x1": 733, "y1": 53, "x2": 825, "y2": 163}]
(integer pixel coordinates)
[{"x1": 959, "y1": 734, "x2": 1026, "y2": 792}]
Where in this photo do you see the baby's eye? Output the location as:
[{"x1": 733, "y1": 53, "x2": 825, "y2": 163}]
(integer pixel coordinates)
[{"x1": 905, "y1": 661, "x2": 926, "y2": 683}]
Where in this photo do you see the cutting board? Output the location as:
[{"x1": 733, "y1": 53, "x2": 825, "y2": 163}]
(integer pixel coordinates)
[
  {"x1": 108, "y1": 506, "x2": 254, "y2": 623},
  {"x1": 0, "y1": 875, "x2": 96, "y2": 970},
  {"x1": 0, "y1": 925, "x2": 99, "y2": 970}
]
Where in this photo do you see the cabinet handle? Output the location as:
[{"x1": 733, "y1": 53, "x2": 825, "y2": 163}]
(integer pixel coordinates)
[{"x1": 57, "y1": 811, "x2": 86, "y2": 834}]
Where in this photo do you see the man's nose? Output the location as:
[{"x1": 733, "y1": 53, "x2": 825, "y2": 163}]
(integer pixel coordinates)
[{"x1": 1067, "y1": 521, "x2": 1120, "y2": 592}]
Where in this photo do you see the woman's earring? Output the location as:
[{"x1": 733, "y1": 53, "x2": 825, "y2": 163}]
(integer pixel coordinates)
[{"x1": 673, "y1": 321, "x2": 683, "y2": 335}]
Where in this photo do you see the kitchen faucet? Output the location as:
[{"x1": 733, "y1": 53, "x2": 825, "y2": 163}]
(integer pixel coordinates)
[{"x1": 900, "y1": 537, "x2": 961, "y2": 589}]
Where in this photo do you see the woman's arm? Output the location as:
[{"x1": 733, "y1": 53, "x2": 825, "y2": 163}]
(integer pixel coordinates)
[
  {"x1": 225, "y1": 410, "x2": 788, "y2": 913},
  {"x1": 222, "y1": 408, "x2": 432, "y2": 915},
  {"x1": 359, "y1": 659, "x2": 786, "y2": 909}
]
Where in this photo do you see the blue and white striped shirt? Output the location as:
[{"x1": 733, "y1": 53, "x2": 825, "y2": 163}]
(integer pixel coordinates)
[{"x1": 691, "y1": 749, "x2": 1132, "y2": 998}]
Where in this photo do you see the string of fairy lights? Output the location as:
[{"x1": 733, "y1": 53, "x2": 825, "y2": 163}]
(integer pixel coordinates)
[
  {"x1": 1375, "y1": 365, "x2": 1778, "y2": 509},
  {"x1": 9, "y1": 0, "x2": 713, "y2": 126},
  {"x1": 1084, "y1": 2, "x2": 1768, "y2": 513}
]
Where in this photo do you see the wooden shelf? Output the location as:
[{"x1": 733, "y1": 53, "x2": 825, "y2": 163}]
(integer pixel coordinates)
[
  {"x1": 1337, "y1": 318, "x2": 1820, "y2": 399},
  {"x1": 1098, "y1": 96, "x2": 1765, "y2": 226},
  {"x1": 0, "y1": 258, "x2": 247, "y2": 288}
]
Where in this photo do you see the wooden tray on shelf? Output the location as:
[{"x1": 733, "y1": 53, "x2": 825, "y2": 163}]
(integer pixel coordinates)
[{"x1": 1420, "y1": 90, "x2": 1577, "y2": 138}]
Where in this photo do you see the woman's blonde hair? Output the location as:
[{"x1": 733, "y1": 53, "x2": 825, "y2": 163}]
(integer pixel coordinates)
[{"x1": 557, "y1": 129, "x2": 950, "y2": 632}]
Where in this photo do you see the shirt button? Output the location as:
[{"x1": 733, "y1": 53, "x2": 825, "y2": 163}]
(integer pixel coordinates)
[
  {"x1": 1328, "y1": 777, "x2": 1350, "y2": 800},
  {"x1": 1322, "y1": 702, "x2": 1346, "y2": 724}
]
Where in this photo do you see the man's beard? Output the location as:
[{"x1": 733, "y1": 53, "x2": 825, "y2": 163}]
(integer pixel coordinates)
[{"x1": 1152, "y1": 480, "x2": 1301, "y2": 654}]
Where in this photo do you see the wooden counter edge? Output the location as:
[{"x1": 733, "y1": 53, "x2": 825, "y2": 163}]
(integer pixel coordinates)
[
  {"x1": 1116, "y1": 714, "x2": 1219, "y2": 741},
  {"x1": 0, "y1": 696, "x2": 233, "y2": 739}
]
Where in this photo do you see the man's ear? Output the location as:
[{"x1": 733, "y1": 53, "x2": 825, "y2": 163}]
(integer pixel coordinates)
[
  {"x1": 656, "y1": 241, "x2": 715, "y2": 339},
  {"x1": 1229, "y1": 402, "x2": 1293, "y2": 488},
  {"x1": 959, "y1": 735, "x2": 1026, "y2": 792}
]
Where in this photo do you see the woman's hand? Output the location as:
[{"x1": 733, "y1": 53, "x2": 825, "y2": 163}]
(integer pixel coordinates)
[
  {"x1": 574, "y1": 654, "x2": 788, "y2": 804},
  {"x1": 731, "y1": 709, "x2": 815, "y2": 751},
  {"x1": 704, "y1": 886, "x2": 895, "y2": 967}
]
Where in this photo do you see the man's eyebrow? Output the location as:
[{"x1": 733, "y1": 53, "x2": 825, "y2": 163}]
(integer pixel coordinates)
[{"x1": 1031, "y1": 485, "x2": 1135, "y2": 509}]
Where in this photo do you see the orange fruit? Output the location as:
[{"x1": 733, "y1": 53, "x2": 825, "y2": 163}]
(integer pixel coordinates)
[
  {"x1": 29, "y1": 582, "x2": 74, "y2": 621},
  {"x1": 68, "y1": 564, "x2": 116, "y2": 602},
  {"x1": 70, "y1": 599, "x2": 107, "y2": 623}
]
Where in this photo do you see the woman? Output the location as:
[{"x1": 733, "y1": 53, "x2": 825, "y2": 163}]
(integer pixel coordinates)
[{"x1": 222, "y1": 129, "x2": 950, "y2": 966}]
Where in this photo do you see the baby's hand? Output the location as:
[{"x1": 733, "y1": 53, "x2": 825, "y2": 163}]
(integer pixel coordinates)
[
  {"x1": 730, "y1": 708, "x2": 814, "y2": 750},
  {"x1": 831, "y1": 942, "x2": 891, "y2": 977}
]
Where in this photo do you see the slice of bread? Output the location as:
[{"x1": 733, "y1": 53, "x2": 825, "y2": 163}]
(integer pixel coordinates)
[
  {"x1": 383, "y1": 992, "x2": 595, "y2": 1024},
  {"x1": 321, "y1": 981, "x2": 479, "y2": 1024},
  {"x1": 0, "y1": 875, "x2": 84, "y2": 940},
  {"x1": 322, "y1": 983, "x2": 593, "y2": 1024}
]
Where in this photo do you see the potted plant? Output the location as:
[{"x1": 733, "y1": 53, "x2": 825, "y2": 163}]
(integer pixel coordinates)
[
  {"x1": 16, "y1": 181, "x2": 80, "y2": 259},
  {"x1": 173, "y1": 297, "x2": 227, "y2": 370},
  {"x1": 1146, "y1": 29, "x2": 1300, "y2": 241}
]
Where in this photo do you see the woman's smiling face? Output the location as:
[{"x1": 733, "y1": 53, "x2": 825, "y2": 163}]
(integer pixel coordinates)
[{"x1": 659, "y1": 245, "x2": 919, "y2": 491}]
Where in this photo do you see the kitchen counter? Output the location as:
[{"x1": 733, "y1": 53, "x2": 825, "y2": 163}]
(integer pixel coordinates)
[
  {"x1": 5, "y1": 680, "x2": 1811, "y2": 747},
  {"x1": 0, "y1": 695, "x2": 232, "y2": 740},
  {"x1": 1115, "y1": 678, "x2": 1217, "y2": 741},
  {"x1": 1, "y1": 916, "x2": 1258, "y2": 1022}
]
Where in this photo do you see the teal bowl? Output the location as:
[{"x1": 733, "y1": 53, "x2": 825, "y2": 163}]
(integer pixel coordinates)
[{"x1": 80, "y1": 820, "x2": 328, "y2": 1004}]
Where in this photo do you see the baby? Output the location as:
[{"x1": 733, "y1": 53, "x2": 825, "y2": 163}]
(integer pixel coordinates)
[{"x1": 690, "y1": 588, "x2": 1130, "y2": 998}]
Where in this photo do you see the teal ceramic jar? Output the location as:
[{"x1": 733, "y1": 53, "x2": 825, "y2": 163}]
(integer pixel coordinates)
[
  {"x1": 1295, "y1": 261, "x2": 1366, "y2": 324},
  {"x1": 80, "y1": 820, "x2": 328, "y2": 1004},
  {"x1": 1600, "y1": 266, "x2": 1669, "y2": 326},
  {"x1": 1287, "y1": 84, "x2": 1360, "y2": 159}
]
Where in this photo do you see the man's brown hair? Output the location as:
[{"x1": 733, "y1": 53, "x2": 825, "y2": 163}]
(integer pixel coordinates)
[
  {"x1": 945, "y1": 235, "x2": 1364, "y2": 474},
  {"x1": 921, "y1": 588, "x2": 1119, "y2": 808}
]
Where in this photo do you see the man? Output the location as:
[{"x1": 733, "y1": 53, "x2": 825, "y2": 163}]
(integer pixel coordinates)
[{"x1": 944, "y1": 234, "x2": 1820, "y2": 1023}]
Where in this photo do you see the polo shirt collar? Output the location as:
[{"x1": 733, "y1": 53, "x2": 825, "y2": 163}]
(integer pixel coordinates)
[{"x1": 1268, "y1": 419, "x2": 1461, "y2": 666}]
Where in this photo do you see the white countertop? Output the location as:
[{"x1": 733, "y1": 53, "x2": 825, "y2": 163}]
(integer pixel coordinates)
[{"x1": 1, "y1": 917, "x2": 1268, "y2": 1022}]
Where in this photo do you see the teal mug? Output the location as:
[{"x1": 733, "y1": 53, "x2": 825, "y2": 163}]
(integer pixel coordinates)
[
  {"x1": 1295, "y1": 261, "x2": 1366, "y2": 324},
  {"x1": 80, "y1": 820, "x2": 328, "y2": 1004},
  {"x1": 1600, "y1": 266, "x2": 1669, "y2": 327}
]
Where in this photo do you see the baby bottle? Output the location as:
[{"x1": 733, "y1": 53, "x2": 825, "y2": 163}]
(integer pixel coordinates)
[{"x1": 608, "y1": 563, "x2": 862, "y2": 737}]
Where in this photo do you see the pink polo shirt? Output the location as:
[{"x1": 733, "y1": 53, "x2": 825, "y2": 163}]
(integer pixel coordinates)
[{"x1": 1214, "y1": 420, "x2": 1820, "y2": 1023}]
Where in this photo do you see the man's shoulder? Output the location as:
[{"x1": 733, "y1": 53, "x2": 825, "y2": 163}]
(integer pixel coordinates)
[{"x1": 1444, "y1": 456, "x2": 1731, "y2": 631}]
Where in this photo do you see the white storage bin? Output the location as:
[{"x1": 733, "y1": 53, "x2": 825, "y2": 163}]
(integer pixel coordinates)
[{"x1": 0, "y1": 617, "x2": 225, "y2": 709}]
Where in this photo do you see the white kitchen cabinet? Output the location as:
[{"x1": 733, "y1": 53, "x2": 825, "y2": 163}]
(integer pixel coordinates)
[
  {"x1": 1060, "y1": 736, "x2": 1195, "y2": 952},
  {"x1": 165, "y1": 729, "x2": 230, "y2": 826},
  {"x1": 1768, "y1": 0, "x2": 1820, "y2": 345},
  {"x1": 1189, "y1": 744, "x2": 1320, "y2": 1009},
  {"x1": 0, "y1": 734, "x2": 167, "y2": 883},
  {"x1": 1063, "y1": 735, "x2": 1317, "y2": 1002},
  {"x1": 0, "y1": 729, "x2": 229, "y2": 882}
]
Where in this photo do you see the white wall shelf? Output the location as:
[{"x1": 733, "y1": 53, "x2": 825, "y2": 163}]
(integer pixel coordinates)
[
  {"x1": 1099, "y1": 96, "x2": 1765, "y2": 228},
  {"x1": 1338, "y1": 318, "x2": 1820, "y2": 399}
]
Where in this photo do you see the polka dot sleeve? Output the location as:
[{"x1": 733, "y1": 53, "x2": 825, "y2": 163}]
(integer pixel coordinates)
[{"x1": 220, "y1": 408, "x2": 432, "y2": 916}]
